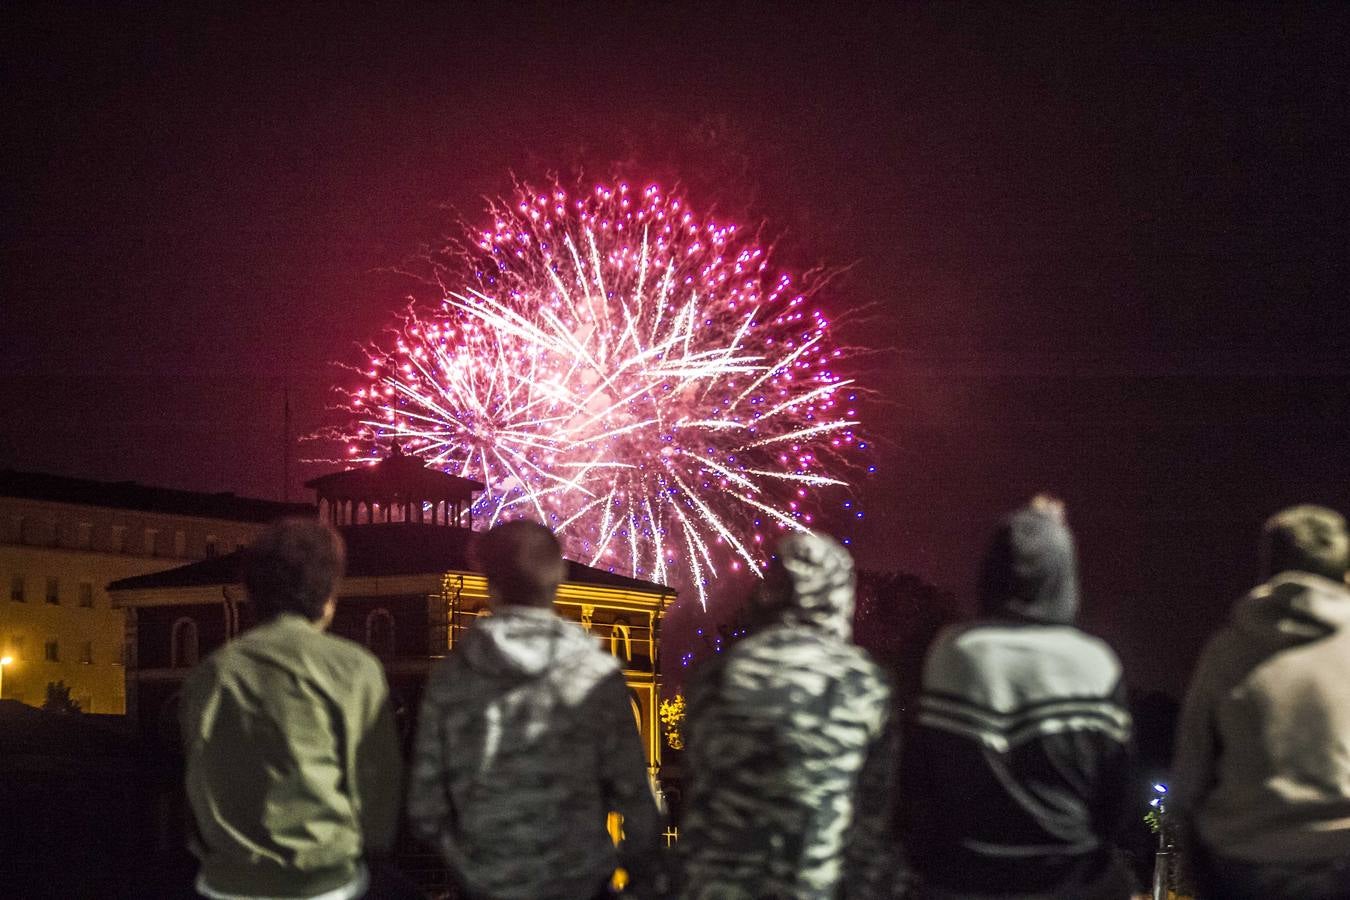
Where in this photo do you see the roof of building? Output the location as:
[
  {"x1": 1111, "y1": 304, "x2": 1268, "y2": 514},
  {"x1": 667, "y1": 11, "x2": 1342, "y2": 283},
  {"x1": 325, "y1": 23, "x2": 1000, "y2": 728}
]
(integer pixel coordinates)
[
  {"x1": 108, "y1": 522, "x2": 672, "y2": 594},
  {"x1": 305, "y1": 451, "x2": 485, "y2": 502},
  {"x1": 0, "y1": 469, "x2": 314, "y2": 523}
]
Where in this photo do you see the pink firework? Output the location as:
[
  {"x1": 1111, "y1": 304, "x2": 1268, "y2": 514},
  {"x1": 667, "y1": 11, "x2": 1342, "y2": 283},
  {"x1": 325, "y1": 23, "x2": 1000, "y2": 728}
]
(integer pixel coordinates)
[{"x1": 341, "y1": 179, "x2": 863, "y2": 604}]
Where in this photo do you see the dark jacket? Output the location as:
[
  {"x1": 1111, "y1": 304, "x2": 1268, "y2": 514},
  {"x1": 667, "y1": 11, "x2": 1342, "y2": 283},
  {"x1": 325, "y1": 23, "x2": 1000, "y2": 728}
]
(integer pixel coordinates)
[{"x1": 901, "y1": 502, "x2": 1134, "y2": 898}]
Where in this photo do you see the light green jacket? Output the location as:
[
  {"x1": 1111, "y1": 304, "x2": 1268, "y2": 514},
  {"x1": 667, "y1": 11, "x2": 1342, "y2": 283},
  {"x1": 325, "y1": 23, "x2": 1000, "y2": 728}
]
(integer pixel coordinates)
[{"x1": 181, "y1": 613, "x2": 402, "y2": 898}]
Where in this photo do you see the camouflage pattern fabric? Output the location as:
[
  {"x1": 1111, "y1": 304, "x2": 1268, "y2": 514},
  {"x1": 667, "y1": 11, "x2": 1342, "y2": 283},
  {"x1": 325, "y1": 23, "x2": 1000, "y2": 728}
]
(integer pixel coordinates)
[
  {"x1": 408, "y1": 604, "x2": 662, "y2": 900},
  {"x1": 679, "y1": 532, "x2": 899, "y2": 899}
]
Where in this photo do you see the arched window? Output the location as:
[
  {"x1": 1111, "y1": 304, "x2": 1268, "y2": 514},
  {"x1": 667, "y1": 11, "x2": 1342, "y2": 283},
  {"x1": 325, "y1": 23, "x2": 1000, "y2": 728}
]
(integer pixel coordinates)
[
  {"x1": 170, "y1": 617, "x2": 199, "y2": 669},
  {"x1": 608, "y1": 623, "x2": 633, "y2": 663},
  {"x1": 366, "y1": 608, "x2": 396, "y2": 657},
  {"x1": 630, "y1": 696, "x2": 644, "y2": 736}
]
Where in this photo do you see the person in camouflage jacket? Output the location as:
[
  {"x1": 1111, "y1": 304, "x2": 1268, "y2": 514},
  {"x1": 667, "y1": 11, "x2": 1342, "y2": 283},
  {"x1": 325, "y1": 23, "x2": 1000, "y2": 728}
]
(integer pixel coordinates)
[
  {"x1": 408, "y1": 521, "x2": 663, "y2": 900},
  {"x1": 678, "y1": 531, "x2": 899, "y2": 899}
]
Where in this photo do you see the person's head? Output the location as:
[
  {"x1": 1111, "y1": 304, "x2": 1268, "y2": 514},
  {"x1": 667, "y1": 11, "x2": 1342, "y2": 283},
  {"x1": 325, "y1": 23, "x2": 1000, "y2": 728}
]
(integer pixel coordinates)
[
  {"x1": 1260, "y1": 505, "x2": 1349, "y2": 582},
  {"x1": 751, "y1": 531, "x2": 856, "y2": 638},
  {"x1": 242, "y1": 518, "x2": 346, "y2": 628},
  {"x1": 978, "y1": 494, "x2": 1079, "y2": 624},
  {"x1": 474, "y1": 520, "x2": 567, "y2": 609}
]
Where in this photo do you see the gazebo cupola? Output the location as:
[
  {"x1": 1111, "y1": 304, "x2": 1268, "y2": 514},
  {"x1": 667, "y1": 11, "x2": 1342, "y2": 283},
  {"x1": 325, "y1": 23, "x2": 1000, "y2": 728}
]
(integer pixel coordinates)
[{"x1": 306, "y1": 449, "x2": 485, "y2": 529}]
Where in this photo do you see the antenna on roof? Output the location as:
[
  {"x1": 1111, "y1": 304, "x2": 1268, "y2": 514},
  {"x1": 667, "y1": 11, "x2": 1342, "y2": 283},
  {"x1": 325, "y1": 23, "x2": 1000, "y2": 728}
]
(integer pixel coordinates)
[{"x1": 283, "y1": 386, "x2": 292, "y2": 502}]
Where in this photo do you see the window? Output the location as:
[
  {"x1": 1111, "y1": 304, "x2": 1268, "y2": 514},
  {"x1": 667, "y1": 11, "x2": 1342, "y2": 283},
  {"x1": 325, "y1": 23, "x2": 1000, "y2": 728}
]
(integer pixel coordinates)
[
  {"x1": 45, "y1": 577, "x2": 59, "y2": 605},
  {"x1": 365, "y1": 608, "x2": 396, "y2": 657},
  {"x1": 77, "y1": 522, "x2": 92, "y2": 549},
  {"x1": 144, "y1": 528, "x2": 159, "y2": 556},
  {"x1": 608, "y1": 623, "x2": 633, "y2": 662},
  {"x1": 205, "y1": 535, "x2": 219, "y2": 558},
  {"x1": 173, "y1": 530, "x2": 186, "y2": 557},
  {"x1": 78, "y1": 582, "x2": 94, "y2": 608},
  {"x1": 80, "y1": 641, "x2": 93, "y2": 664},
  {"x1": 44, "y1": 640, "x2": 59, "y2": 662},
  {"x1": 10, "y1": 636, "x2": 26, "y2": 661},
  {"x1": 170, "y1": 618, "x2": 199, "y2": 668},
  {"x1": 9, "y1": 574, "x2": 24, "y2": 603},
  {"x1": 110, "y1": 525, "x2": 127, "y2": 553}
]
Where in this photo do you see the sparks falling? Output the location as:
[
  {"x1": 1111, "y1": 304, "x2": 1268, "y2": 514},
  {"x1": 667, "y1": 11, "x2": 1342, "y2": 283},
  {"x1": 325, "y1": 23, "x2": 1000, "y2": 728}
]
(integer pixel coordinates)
[{"x1": 341, "y1": 179, "x2": 864, "y2": 605}]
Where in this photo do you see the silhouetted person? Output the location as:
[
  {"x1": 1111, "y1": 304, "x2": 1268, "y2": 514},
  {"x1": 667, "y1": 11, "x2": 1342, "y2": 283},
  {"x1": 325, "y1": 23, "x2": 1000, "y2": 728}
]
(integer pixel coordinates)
[
  {"x1": 1172, "y1": 505, "x2": 1350, "y2": 899},
  {"x1": 900, "y1": 496, "x2": 1134, "y2": 899},
  {"x1": 408, "y1": 520, "x2": 662, "y2": 899},
  {"x1": 678, "y1": 532, "x2": 898, "y2": 899},
  {"x1": 180, "y1": 519, "x2": 405, "y2": 899}
]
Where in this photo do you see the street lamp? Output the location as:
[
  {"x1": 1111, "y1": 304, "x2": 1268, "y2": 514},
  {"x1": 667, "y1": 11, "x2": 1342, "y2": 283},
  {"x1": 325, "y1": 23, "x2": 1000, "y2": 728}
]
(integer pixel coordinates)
[{"x1": 0, "y1": 656, "x2": 11, "y2": 700}]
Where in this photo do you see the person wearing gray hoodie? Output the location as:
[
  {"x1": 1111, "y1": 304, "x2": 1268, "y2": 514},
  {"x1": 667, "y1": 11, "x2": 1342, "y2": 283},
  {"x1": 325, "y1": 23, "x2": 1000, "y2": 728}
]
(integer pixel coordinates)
[
  {"x1": 677, "y1": 531, "x2": 898, "y2": 899},
  {"x1": 1171, "y1": 504, "x2": 1350, "y2": 899},
  {"x1": 407, "y1": 521, "x2": 663, "y2": 900}
]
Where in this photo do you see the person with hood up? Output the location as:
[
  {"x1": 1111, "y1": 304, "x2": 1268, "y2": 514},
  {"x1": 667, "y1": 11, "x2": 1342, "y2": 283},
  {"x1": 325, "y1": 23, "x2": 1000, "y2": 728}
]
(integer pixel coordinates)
[
  {"x1": 1171, "y1": 504, "x2": 1350, "y2": 899},
  {"x1": 677, "y1": 531, "x2": 898, "y2": 899},
  {"x1": 407, "y1": 520, "x2": 663, "y2": 900},
  {"x1": 900, "y1": 495, "x2": 1135, "y2": 899}
]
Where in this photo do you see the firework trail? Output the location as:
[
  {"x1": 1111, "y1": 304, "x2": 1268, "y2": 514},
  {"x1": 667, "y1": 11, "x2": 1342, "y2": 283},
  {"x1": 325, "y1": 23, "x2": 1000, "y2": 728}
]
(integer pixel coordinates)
[{"x1": 340, "y1": 179, "x2": 865, "y2": 604}]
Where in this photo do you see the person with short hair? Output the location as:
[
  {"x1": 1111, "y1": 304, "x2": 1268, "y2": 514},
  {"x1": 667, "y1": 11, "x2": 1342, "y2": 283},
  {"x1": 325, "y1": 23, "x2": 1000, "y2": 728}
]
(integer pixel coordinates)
[
  {"x1": 408, "y1": 520, "x2": 663, "y2": 899},
  {"x1": 677, "y1": 531, "x2": 898, "y2": 899},
  {"x1": 1172, "y1": 505, "x2": 1350, "y2": 899},
  {"x1": 900, "y1": 496, "x2": 1135, "y2": 899},
  {"x1": 180, "y1": 518, "x2": 405, "y2": 899}
]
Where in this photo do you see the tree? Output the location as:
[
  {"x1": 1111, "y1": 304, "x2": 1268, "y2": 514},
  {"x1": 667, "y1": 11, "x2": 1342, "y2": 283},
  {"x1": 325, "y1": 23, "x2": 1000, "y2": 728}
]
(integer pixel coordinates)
[
  {"x1": 853, "y1": 569, "x2": 960, "y2": 708},
  {"x1": 42, "y1": 680, "x2": 82, "y2": 715}
]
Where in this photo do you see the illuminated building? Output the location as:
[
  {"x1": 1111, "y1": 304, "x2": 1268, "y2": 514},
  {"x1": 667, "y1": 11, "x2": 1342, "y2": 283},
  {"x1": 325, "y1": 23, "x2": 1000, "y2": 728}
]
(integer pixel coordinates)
[
  {"x1": 0, "y1": 471, "x2": 310, "y2": 714},
  {"x1": 108, "y1": 452, "x2": 675, "y2": 775}
]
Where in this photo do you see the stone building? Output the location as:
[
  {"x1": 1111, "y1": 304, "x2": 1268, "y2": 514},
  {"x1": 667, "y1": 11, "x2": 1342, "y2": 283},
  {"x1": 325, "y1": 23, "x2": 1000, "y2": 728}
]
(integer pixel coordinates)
[
  {"x1": 0, "y1": 470, "x2": 310, "y2": 713},
  {"x1": 109, "y1": 453, "x2": 676, "y2": 773}
]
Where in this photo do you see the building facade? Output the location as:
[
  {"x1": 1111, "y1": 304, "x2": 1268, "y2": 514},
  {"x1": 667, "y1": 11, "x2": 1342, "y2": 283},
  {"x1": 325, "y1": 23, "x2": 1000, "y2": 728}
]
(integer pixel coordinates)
[
  {"x1": 109, "y1": 454, "x2": 677, "y2": 772},
  {"x1": 0, "y1": 471, "x2": 311, "y2": 714}
]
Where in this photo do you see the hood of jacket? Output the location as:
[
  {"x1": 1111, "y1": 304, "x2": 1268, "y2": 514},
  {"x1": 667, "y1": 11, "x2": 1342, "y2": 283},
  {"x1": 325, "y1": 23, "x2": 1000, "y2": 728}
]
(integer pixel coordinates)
[
  {"x1": 978, "y1": 499, "x2": 1080, "y2": 624},
  {"x1": 1233, "y1": 570, "x2": 1350, "y2": 644},
  {"x1": 460, "y1": 605, "x2": 614, "y2": 679},
  {"x1": 767, "y1": 531, "x2": 857, "y2": 640}
]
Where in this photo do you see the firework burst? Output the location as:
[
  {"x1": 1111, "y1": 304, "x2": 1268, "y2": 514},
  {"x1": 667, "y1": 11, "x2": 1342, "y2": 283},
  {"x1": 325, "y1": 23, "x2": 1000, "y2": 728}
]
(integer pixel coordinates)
[{"x1": 339, "y1": 178, "x2": 865, "y2": 604}]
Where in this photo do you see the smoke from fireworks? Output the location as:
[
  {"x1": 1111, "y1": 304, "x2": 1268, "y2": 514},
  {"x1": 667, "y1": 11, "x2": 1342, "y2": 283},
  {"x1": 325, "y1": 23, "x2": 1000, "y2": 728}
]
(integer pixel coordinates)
[{"x1": 339, "y1": 178, "x2": 865, "y2": 604}]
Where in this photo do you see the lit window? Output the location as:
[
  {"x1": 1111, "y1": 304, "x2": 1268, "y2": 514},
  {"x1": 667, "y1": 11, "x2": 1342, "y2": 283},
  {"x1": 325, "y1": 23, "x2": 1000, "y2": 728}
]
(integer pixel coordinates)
[
  {"x1": 9, "y1": 575, "x2": 24, "y2": 603},
  {"x1": 45, "y1": 640, "x2": 59, "y2": 662},
  {"x1": 45, "y1": 577, "x2": 59, "y2": 605},
  {"x1": 171, "y1": 618, "x2": 199, "y2": 668},
  {"x1": 79, "y1": 582, "x2": 94, "y2": 608},
  {"x1": 609, "y1": 623, "x2": 633, "y2": 662},
  {"x1": 80, "y1": 642, "x2": 93, "y2": 664}
]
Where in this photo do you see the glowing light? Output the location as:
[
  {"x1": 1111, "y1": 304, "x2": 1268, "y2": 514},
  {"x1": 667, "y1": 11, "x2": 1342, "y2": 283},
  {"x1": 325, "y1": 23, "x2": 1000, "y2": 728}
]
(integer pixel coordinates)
[{"x1": 337, "y1": 177, "x2": 865, "y2": 605}]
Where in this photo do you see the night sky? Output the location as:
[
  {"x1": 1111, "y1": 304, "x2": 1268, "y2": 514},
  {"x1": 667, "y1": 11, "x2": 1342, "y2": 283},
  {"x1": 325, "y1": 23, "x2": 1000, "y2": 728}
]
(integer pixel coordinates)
[{"x1": 4, "y1": 3, "x2": 1348, "y2": 694}]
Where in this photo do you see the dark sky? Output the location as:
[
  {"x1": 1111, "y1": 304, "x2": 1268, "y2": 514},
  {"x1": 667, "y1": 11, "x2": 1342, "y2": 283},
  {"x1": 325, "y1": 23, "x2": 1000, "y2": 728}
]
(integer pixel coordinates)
[{"x1": 4, "y1": 2, "x2": 1348, "y2": 693}]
